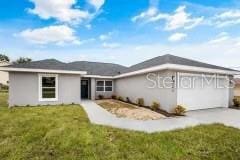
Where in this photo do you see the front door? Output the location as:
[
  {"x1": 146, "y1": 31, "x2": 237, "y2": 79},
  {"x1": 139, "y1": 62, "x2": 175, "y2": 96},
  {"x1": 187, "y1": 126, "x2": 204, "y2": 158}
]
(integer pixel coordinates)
[{"x1": 81, "y1": 80, "x2": 89, "y2": 99}]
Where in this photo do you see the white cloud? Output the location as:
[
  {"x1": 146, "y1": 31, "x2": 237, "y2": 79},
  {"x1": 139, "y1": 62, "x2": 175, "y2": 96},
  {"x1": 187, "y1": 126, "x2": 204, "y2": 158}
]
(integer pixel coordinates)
[
  {"x1": 28, "y1": 0, "x2": 89, "y2": 24},
  {"x1": 132, "y1": 5, "x2": 204, "y2": 30},
  {"x1": 19, "y1": 25, "x2": 80, "y2": 45},
  {"x1": 168, "y1": 33, "x2": 187, "y2": 42},
  {"x1": 208, "y1": 32, "x2": 240, "y2": 47},
  {"x1": 99, "y1": 35, "x2": 109, "y2": 41},
  {"x1": 88, "y1": 0, "x2": 105, "y2": 10},
  {"x1": 102, "y1": 42, "x2": 120, "y2": 49},
  {"x1": 132, "y1": 7, "x2": 158, "y2": 22},
  {"x1": 99, "y1": 32, "x2": 113, "y2": 41},
  {"x1": 164, "y1": 6, "x2": 204, "y2": 30},
  {"x1": 208, "y1": 32, "x2": 229, "y2": 44},
  {"x1": 214, "y1": 10, "x2": 240, "y2": 27},
  {"x1": 85, "y1": 24, "x2": 92, "y2": 30}
]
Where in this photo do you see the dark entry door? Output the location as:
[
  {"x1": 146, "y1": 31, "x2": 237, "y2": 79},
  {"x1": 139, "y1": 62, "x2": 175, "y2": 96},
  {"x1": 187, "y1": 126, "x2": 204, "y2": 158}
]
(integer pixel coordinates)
[{"x1": 81, "y1": 80, "x2": 89, "y2": 99}]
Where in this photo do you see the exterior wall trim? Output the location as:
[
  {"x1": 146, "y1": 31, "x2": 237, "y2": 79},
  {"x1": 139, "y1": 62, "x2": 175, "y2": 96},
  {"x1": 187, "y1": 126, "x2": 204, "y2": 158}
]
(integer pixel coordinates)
[
  {"x1": 82, "y1": 75, "x2": 114, "y2": 79},
  {"x1": 0, "y1": 67, "x2": 87, "y2": 75},
  {"x1": 114, "y1": 64, "x2": 240, "y2": 79}
]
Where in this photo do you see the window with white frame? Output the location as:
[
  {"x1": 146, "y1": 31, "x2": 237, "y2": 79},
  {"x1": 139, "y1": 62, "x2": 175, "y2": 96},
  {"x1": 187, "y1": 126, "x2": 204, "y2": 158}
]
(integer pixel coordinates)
[
  {"x1": 39, "y1": 74, "x2": 58, "y2": 101},
  {"x1": 105, "y1": 81, "x2": 113, "y2": 91},
  {"x1": 96, "y1": 80, "x2": 113, "y2": 92}
]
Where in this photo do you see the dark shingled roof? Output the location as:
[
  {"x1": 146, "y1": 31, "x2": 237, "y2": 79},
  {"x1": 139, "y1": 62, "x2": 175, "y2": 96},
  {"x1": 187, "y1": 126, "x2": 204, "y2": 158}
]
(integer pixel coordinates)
[
  {"x1": 7, "y1": 59, "x2": 78, "y2": 71},
  {"x1": 122, "y1": 54, "x2": 236, "y2": 73},
  {"x1": 6, "y1": 59, "x2": 127, "y2": 76},
  {"x1": 5, "y1": 54, "x2": 236, "y2": 76},
  {"x1": 68, "y1": 61, "x2": 127, "y2": 76}
]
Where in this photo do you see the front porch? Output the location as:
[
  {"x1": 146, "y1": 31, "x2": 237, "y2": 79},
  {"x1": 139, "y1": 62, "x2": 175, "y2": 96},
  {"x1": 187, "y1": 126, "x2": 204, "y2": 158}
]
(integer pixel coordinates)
[{"x1": 81, "y1": 78, "x2": 114, "y2": 100}]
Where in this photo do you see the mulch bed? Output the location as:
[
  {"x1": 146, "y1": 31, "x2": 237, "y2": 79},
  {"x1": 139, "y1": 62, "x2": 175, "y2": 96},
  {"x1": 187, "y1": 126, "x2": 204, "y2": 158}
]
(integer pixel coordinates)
[
  {"x1": 229, "y1": 106, "x2": 240, "y2": 110},
  {"x1": 99, "y1": 98, "x2": 181, "y2": 117}
]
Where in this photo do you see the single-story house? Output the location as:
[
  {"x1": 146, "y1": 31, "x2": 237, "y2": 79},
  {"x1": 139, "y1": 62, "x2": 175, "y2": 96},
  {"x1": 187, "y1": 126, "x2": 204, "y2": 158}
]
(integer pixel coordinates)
[
  {"x1": 0, "y1": 61, "x2": 10, "y2": 86},
  {"x1": 0, "y1": 54, "x2": 239, "y2": 112},
  {"x1": 234, "y1": 78, "x2": 240, "y2": 97}
]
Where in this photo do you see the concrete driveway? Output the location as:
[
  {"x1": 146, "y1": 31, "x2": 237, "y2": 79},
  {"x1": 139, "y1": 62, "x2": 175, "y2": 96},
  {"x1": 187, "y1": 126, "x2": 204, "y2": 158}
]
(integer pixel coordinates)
[
  {"x1": 186, "y1": 108, "x2": 240, "y2": 129},
  {"x1": 81, "y1": 100, "x2": 240, "y2": 133}
]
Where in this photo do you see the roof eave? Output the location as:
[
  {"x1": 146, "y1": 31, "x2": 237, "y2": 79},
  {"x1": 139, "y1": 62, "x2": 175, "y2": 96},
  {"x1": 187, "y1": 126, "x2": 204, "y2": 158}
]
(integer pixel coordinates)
[
  {"x1": 0, "y1": 67, "x2": 87, "y2": 75},
  {"x1": 82, "y1": 75, "x2": 114, "y2": 79},
  {"x1": 113, "y1": 63, "x2": 240, "y2": 79}
]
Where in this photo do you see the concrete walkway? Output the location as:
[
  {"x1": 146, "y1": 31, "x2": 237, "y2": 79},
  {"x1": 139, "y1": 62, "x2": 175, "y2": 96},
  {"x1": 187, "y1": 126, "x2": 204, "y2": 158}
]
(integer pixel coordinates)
[{"x1": 81, "y1": 100, "x2": 240, "y2": 133}]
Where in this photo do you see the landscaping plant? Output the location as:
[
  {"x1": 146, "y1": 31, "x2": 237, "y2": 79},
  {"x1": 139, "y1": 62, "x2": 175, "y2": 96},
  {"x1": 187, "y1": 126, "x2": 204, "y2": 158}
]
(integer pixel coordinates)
[
  {"x1": 137, "y1": 98, "x2": 144, "y2": 107},
  {"x1": 174, "y1": 105, "x2": 186, "y2": 116},
  {"x1": 151, "y1": 102, "x2": 160, "y2": 111},
  {"x1": 118, "y1": 96, "x2": 124, "y2": 101},
  {"x1": 111, "y1": 95, "x2": 117, "y2": 99},
  {"x1": 126, "y1": 97, "x2": 131, "y2": 103},
  {"x1": 233, "y1": 98, "x2": 240, "y2": 107},
  {"x1": 98, "y1": 95, "x2": 104, "y2": 100}
]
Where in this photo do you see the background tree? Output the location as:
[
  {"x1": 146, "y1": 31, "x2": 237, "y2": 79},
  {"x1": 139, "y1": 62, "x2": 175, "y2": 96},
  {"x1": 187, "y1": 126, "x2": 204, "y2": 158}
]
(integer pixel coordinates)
[
  {"x1": 13, "y1": 57, "x2": 32, "y2": 64},
  {"x1": 0, "y1": 54, "x2": 10, "y2": 62}
]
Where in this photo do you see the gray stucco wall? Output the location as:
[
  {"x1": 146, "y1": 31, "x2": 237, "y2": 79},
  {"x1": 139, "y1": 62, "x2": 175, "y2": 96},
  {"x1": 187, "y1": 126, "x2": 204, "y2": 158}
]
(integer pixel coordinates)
[
  {"x1": 115, "y1": 70, "x2": 177, "y2": 112},
  {"x1": 9, "y1": 72, "x2": 81, "y2": 106}
]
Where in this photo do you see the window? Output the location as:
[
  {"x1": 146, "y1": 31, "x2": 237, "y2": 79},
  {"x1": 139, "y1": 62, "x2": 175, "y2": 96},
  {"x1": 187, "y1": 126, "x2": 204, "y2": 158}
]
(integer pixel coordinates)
[
  {"x1": 39, "y1": 74, "x2": 58, "y2": 101},
  {"x1": 96, "y1": 80, "x2": 113, "y2": 92},
  {"x1": 96, "y1": 81, "x2": 104, "y2": 91},
  {"x1": 105, "y1": 81, "x2": 113, "y2": 91}
]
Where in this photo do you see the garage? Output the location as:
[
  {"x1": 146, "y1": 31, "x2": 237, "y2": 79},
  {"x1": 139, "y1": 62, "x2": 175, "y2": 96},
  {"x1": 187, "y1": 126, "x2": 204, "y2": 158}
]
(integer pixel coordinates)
[{"x1": 177, "y1": 72, "x2": 229, "y2": 111}]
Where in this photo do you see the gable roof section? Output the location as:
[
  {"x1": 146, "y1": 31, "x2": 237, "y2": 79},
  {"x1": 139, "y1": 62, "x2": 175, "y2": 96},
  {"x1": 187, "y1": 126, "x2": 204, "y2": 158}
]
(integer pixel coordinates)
[{"x1": 123, "y1": 54, "x2": 236, "y2": 73}]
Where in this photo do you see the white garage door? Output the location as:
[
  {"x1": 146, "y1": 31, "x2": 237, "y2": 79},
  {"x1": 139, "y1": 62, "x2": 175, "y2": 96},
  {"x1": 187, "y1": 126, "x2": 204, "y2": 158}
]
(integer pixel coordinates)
[{"x1": 177, "y1": 73, "x2": 229, "y2": 111}]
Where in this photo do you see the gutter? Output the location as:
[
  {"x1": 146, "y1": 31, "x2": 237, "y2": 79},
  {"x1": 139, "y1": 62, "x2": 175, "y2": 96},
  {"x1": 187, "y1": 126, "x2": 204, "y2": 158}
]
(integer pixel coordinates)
[{"x1": 0, "y1": 67, "x2": 87, "y2": 75}]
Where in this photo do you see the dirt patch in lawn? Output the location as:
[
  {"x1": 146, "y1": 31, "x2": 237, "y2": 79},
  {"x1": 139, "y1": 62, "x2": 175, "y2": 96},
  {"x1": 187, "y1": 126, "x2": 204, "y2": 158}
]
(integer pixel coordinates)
[{"x1": 96, "y1": 99, "x2": 165, "y2": 120}]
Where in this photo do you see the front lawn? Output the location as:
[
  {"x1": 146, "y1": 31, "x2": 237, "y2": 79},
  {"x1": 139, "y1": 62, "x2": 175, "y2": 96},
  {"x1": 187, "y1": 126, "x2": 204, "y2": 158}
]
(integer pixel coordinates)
[{"x1": 1, "y1": 93, "x2": 240, "y2": 159}]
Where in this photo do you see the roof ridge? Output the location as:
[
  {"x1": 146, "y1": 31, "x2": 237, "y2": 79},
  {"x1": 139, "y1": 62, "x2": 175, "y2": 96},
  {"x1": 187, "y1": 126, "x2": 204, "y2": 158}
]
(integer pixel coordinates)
[{"x1": 69, "y1": 61, "x2": 127, "y2": 67}]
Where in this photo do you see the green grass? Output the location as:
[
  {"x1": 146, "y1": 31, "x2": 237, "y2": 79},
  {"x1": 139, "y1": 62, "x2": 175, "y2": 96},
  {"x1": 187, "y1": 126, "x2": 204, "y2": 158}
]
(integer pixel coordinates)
[{"x1": 1, "y1": 93, "x2": 240, "y2": 159}]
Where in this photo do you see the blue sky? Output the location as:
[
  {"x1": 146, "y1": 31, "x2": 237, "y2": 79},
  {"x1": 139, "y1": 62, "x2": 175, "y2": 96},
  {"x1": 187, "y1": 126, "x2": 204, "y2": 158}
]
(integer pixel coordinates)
[{"x1": 1, "y1": 0, "x2": 240, "y2": 68}]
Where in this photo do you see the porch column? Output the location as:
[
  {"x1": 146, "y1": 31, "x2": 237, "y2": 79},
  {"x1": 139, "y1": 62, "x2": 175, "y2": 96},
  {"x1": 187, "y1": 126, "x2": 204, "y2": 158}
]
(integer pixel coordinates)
[{"x1": 91, "y1": 78, "x2": 96, "y2": 100}]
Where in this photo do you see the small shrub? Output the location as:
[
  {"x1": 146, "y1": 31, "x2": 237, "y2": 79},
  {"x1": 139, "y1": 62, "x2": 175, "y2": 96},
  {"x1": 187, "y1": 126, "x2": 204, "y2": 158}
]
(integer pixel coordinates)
[
  {"x1": 0, "y1": 84, "x2": 8, "y2": 91},
  {"x1": 137, "y1": 98, "x2": 144, "y2": 107},
  {"x1": 233, "y1": 98, "x2": 240, "y2": 107},
  {"x1": 118, "y1": 96, "x2": 124, "y2": 101},
  {"x1": 112, "y1": 95, "x2": 117, "y2": 99},
  {"x1": 151, "y1": 102, "x2": 160, "y2": 111},
  {"x1": 71, "y1": 102, "x2": 75, "y2": 105},
  {"x1": 26, "y1": 104, "x2": 30, "y2": 107},
  {"x1": 98, "y1": 95, "x2": 104, "y2": 100},
  {"x1": 174, "y1": 105, "x2": 186, "y2": 116},
  {"x1": 126, "y1": 97, "x2": 131, "y2": 103}
]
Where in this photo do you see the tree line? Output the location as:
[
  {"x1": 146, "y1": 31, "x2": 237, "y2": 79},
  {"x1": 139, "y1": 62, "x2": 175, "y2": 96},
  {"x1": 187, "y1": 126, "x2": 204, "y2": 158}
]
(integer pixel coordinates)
[{"x1": 0, "y1": 54, "x2": 32, "y2": 64}]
